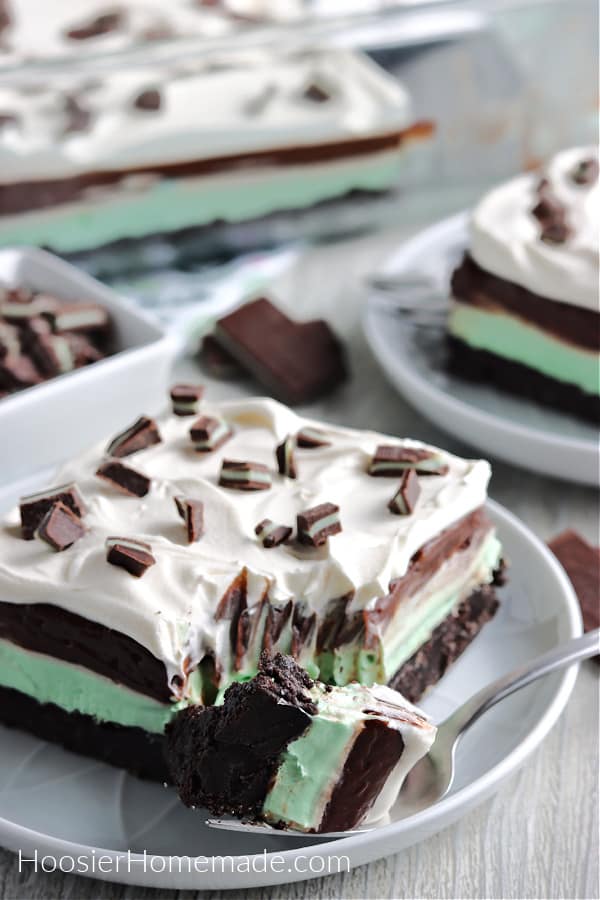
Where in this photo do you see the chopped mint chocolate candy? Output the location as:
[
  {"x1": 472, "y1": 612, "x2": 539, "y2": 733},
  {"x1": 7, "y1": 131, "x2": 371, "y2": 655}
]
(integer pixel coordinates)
[
  {"x1": 541, "y1": 220, "x2": 571, "y2": 244},
  {"x1": 170, "y1": 383, "x2": 204, "y2": 417},
  {"x1": 255, "y1": 518, "x2": 292, "y2": 548},
  {"x1": 0, "y1": 354, "x2": 41, "y2": 390},
  {"x1": 571, "y1": 157, "x2": 599, "y2": 186},
  {"x1": 199, "y1": 334, "x2": 243, "y2": 380},
  {"x1": 531, "y1": 193, "x2": 566, "y2": 225},
  {"x1": 65, "y1": 333, "x2": 104, "y2": 367},
  {"x1": 20, "y1": 482, "x2": 86, "y2": 540},
  {"x1": 63, "y1": 94, "x2": 92, "y2": 135},
  {"x1": 303, "y1": 82, "x2": 331, "y2": 103},
  {"x1": 388, "y1": 470, "x2": 421, "y2": 516},
  {"x1": 0, "y1": 322, "x2": 19, "y2": 358},
  {"x1": 219, "y1": 460, "x2": 272, "y2": 491},
  {"x1": 1, "y1": 294, "x2": 58, "y2": 322},
  {"x1": 35, "y1": 501, "x2": 86, "y2": 551},
  {"x1": 29, "y1": 333, "x2": 75, "y2": 376},
  {"x1": 66, "y1": 11, "x2": 124, "y2": 40},
  {"x1": 190, "y1": 415, "x2": 232, "y2": 452},
  {"x1": 44, "y1": 303, "x2": 110, "y2": 335},
  {"x1": 96, "y1": 460, "x2": 150, "y2": 497},
  {"x1": 0, "y1": 0, "x2": 11, "y2": 35},
  {"x1": 297, "y1": 502, "x2": 341, "y2": 547},
  {"x1": 243, "y1": 83, "x2": 277, "y2": 116},
  {"x1": 174, "y1": 496, "x2": 204, "y2": 543},
  {"x1": 134, "y1": 89, "x2": 162, "y2": 111},
  {"x1": 106, "y1": 537, "x2": 155, "y2": 578},
  {"x1": 369, "y1": 445, "x2": 448, "y2": 477},
  {"x1": 106, "y1": 416, "x2": 162, "y2": 458},
  {"x1": 296, "y1": 427, "x2": 331, "y2": 448},
  {"x1": 276, "y1": 435, "x2": 297, "y2": 479}
]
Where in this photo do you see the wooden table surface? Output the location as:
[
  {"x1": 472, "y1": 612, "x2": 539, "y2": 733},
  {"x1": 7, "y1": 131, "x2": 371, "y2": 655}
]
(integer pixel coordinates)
[{"x1": 1, "y1": 223, "x2": 598, "y2": 899}]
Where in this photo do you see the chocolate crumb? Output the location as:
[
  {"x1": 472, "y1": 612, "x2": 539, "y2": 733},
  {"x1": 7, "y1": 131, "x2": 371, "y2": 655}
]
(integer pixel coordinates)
[
  {"x1": 66, "y1": 11, "x2": 124, "y2": 40},
  {"x1": 571, "y1": 157, "x2": 599, "y2": 186},
  {"x1": 134, "y1": 89, "x2": 162, "y2": 111}
]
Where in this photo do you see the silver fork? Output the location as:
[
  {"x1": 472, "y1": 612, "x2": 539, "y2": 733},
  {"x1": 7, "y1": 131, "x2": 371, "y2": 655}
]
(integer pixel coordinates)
[
  {"x1": 367, "y1": 272, "x2": 447, "y2": 325},
  {"x1": 206, "y1": 628, "x2": 599, "y2": 839}
]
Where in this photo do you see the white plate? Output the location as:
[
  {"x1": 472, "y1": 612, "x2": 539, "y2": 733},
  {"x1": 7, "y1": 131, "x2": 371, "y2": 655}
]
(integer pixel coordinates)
[
  {"x1": 0, "y1": 248, "x2": 177, "y2": 484},
  {"x1": 363, "y1": 213, "x2": 599, "y2": 486},
  {"x1": 0, "y1": 477, "x2": 581, "y2": 889}
]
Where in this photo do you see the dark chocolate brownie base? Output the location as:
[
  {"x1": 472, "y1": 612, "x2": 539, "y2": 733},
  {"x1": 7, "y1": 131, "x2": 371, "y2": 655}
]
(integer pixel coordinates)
[
  {"x1": 0, "y1": 685, "x2": 168, "y2": 782},
  {"x1": 389, "y1": 580, "x2": 501, "y2": 703},
  {"x1": 447, "y1": 336, "x2": 600, "y2": 425},
  {"x1": 166, "y1": 652, "x2": 315, "y2": 818}
]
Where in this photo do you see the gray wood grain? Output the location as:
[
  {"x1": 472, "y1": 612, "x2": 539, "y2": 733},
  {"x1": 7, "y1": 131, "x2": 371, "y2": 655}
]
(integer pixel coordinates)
[{"x1": 1, "y1": 227, "x2": 598, "y2": 899}]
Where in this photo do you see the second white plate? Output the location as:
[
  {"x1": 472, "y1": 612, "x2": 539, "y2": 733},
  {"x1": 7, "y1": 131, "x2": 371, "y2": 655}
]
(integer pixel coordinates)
[{"x1": 363, "y1": 212, "x2": 599, "y2": 486}]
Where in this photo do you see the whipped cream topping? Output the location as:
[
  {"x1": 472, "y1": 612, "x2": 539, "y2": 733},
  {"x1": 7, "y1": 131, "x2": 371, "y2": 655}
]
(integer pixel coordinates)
[
  {"x1": 0, "y1": 398, "x2": 491, "y2": 687},
  {"x1": 470, "y1": 147, "x2": 599, "y2": 310},
  {"x1": 0, "y1": 0, "x2": 251, "y2": 68},
  {"x1": 0, "y1": 47, "x2": 411, "y2": 183}
]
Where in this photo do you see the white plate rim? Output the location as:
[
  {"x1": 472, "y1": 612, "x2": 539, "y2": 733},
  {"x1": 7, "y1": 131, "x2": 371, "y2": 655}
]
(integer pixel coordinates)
[
  {"x1": 363, "y1": 211, "x2": 599, "y2": 471},
  {"x1": 0, "y1": 499, "x2": 582, "y2": 890}
]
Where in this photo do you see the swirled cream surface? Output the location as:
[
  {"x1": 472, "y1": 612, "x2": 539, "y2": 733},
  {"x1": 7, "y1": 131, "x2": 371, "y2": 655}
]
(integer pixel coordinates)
[{"x1": 470, "y1": 147, "x2": 599, "y2": 310}]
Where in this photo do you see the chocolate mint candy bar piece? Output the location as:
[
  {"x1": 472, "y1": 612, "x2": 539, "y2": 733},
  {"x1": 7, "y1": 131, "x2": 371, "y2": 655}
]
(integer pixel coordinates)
[
  {"x1": 106, "y1": 537, "x2": 155, "y2": 578},
  {"x1": 0, "y1": 354, "x2": 41, "y2": 390},
  {"x1": 20, "y1": 482, "x2": 86, "y2": 540},
  {"x1": 35, "y1": 501, "x2": 86, "y2": 551},
  {"x1": 0, "y1": 293, "x2": 58, "y2": 323},
  {"x1": 276, "y1": 435, "x2": 297, "y2": 479},
  {"x1": 540, "y1": 220, "x2": 571, "y2": 244},
  {"x1": 531, "y1": 193, "x2": 565, "y2": 225},
  {"x1": 106, "y1": 416, "x2": 162, "y2": 458},
  {"x1": 96, "y1": 461, "x2": 150, "y2": 497},
  {"x1": 219, "y1": 460, "x2": 272, "y2": 491},
  {"x1": 0, "y1": 322, "x2": 20, "y2": 359},
  {"x1": 303, "y1": 81, "x2": 331, "y2": 103},
  {"x1": 571, "y1": 157, "x2": 599, "y2": 186},
  {"x1": 170, "y1": 383, "x2": 204, "y2": 417},
  {"x1": 388, "y1": 470, "x2": 421, "y2": 516},
  {"x1": 297, "y1": 502, "x2": 341, "y2": 546},
  {"x1": 30, "y1": 333, "x2": 75, "y2": 376},
  {"x1": 548, "y1": 530, "x2": 600, "y2": 658},
  {"x1": 174, "y1": 496, "x2": 204, "y2": 543},
  {"x1": 255, "y1": 518, "x2": 292, "y2": 548},
  {"x1": 190, "y1": 415, "x2": 232, "y2": 452},
  {"x1": 45, "y1": 303, "x2": 110, "y2": 335},
  {"x1": 369, "y1": 445, "x2": 448, "y2": 477},
  {"x1": 134, "y1": 88, "x2": 162, "y2": 111},
  {"x1": 296, "y1": 427, "x2": 331, "y2": 449},
  {"x1": 65, "y1": 333, "x2": 104, "y2": 367},
  {"x1": 199, "y1": 334, "x2": 243, "y2": 380},
  {"x1": 215, "y1": 298, "x2": 347, "y2": 405}
]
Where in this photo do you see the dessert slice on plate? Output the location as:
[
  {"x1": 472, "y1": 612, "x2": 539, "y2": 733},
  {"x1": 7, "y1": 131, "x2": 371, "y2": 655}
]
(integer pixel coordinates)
[
  {"x1": 167, "y1": 651, "x2": 436, "y2": 833},
  {"x1": 0, "y1": 394, "x2": 503, "y2": 781},
  {"x1": 448, "y1": 147, "x2": 599, "y2": 423}
]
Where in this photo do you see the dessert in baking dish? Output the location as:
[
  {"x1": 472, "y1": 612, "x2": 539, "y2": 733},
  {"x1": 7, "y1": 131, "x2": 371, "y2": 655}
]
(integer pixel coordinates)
[{"x1": 0, "y1": 47, "x2": 431, "y2": 255}]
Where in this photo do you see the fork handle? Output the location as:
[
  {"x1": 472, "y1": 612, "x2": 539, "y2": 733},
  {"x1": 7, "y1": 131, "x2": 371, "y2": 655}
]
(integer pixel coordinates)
[{"x1": 443, "y1": 629, "x2": 599, "y2": 740}]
